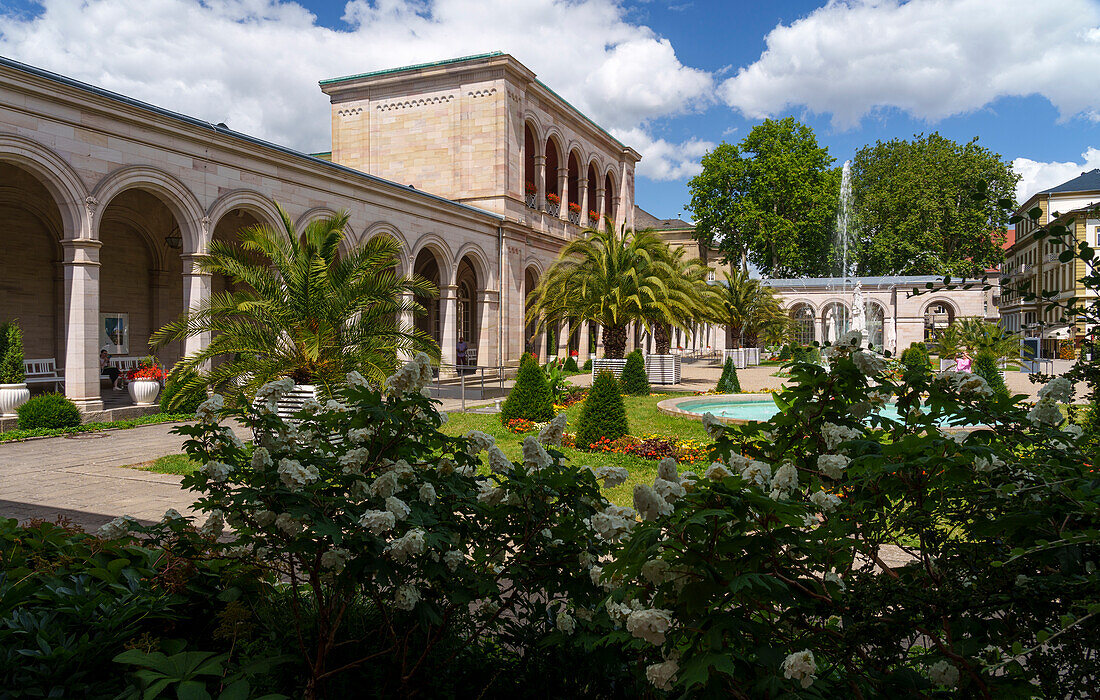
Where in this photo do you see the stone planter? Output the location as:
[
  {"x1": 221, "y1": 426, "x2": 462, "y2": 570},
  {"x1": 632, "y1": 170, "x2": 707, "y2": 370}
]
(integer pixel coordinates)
[
  {"x1": 127, "y1": 379, "x2": 161, "y2": 406},
  {"x1": 0, "y1": 383, "x2": 30, "y2": 417},
  {"x1": 644, "y1": 354, "x2": 681, "y2": 385}
]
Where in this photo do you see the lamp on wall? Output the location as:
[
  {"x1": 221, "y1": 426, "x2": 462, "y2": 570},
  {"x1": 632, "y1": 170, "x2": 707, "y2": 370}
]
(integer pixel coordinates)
[{"x1": 164, "y1": 225, "x2": 182, "y2": 250}]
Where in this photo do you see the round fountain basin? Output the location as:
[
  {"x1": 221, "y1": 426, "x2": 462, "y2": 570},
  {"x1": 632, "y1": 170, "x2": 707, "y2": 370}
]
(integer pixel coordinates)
[{"x1": 659, "y1": 393, "x2": 959, "y2": 427}]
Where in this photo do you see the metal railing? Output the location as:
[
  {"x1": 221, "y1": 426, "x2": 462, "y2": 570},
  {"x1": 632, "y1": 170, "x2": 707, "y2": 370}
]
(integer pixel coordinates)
[{"x1": 429, "y1": 364, "x2": 514, "y2": 411}]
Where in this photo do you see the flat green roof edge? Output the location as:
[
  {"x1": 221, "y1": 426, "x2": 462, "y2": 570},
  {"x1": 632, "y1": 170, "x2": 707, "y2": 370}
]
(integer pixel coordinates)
[
  {"x1": 319, "y1": 51, "x2": 505, "y2": 86},
  {"x1": 534, "y1": 79, "x2": 625, "y2": 150}
]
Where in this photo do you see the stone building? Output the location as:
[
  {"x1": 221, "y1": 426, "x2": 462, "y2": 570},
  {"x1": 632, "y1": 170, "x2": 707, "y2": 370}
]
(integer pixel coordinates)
[
  {"x1": 766, "y1": 276, "x2": 995, "y2": 355},
  {"x1": 0, "y1": 51, "x2": 655, "y2": 412}
]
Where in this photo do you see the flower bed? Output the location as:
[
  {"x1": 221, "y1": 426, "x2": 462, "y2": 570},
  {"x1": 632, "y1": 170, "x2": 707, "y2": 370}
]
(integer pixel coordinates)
[{"x1": 565, "y1": 431, "x2": 708, "y2": 464}]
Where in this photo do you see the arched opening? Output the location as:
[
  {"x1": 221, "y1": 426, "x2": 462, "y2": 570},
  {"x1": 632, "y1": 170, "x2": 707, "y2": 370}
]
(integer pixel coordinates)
[
  {"x1": 822, "y1": 302, "x2": 850, "y2": 344},
  {"x1": 544, "y1": 138, "x2": 560, "y2": 215},
  {"x1": 524, "y1": 123, "x2": 537, "y2": 208},
  {"x1": 455, "y1": 256, "x2": 479, "y2": 367},
  {"x1": 0, "y1": 161, "x2": 64, "y2": 367},
  {"x1": 210, "y1": 209, "x2": 267, "y2": 297},
  {"x1": 524, "y1": 266, "x2": 539, "y2": 357},
  {"x1": 414, "y1": 249, "x2": 443, "y2": 349},
  {"x1": 567, "y1": 151, "x2": 581, "y2": 224},
  {"x1": 98, "y1": 189, "x2": 185, "y2": 373},
  {"x1": 865, "y1": 302, "x2": 886, "y2": 350},
  {"x1": 603, "y1": 172, "x2": 615, "y2": 223},
  {"x1": 924, "y1": 301, "x2": 955, "y2": 343},
  {"x1": 789, "y1": 303, "x2": 815, "y2": 346},
  {"x1": 586, "y1": 163, "x2": 599, "y2": 226}
]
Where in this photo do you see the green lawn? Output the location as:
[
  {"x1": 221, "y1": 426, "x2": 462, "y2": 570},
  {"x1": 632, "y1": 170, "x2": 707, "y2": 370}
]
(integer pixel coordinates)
[
  {"x1": 133, "y1": 395, "x2": 714, "y2": 507},
  {"x1": 443, "y1": 393, "x2": 713, "y2": 505}
]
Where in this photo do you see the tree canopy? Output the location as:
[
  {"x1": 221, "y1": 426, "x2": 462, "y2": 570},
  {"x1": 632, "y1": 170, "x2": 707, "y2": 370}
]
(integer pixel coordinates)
[
  {"x1": 687, "y1": 117, "x2": 840, "y2": 277},
  {"x1": 850, "y1": 132, "x2": 1017, "y2": 276}
]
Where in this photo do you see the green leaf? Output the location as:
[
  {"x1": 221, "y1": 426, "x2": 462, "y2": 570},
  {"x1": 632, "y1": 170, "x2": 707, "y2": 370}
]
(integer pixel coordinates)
[{"x1": 176, "y1": 680, "x2": 213, "y2": 700}]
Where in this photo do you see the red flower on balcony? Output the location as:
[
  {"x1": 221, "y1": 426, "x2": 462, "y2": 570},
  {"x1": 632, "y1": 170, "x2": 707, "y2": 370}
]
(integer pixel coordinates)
[
  {"x1": 525, "y1": 181, "x2": 536, "y2": 194},
  {"x1": 568, "y1": 202, "x2": 582, "y2": 214},
  {"x1": 546, "y1": 193, "x2": 561, "y2": 205},
  {"x1": 588, "y1": 210, "x2": 599, "y2": 222}
]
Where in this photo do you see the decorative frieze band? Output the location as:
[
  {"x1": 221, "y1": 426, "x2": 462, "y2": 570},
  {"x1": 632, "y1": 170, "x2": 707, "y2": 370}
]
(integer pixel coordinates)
[{"x1": 376, "y1": 95, "x2": 455, "y2": 112}]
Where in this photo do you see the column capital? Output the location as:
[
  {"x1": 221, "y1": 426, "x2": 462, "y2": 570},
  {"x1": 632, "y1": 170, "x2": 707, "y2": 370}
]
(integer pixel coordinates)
[
  {"x1": 476, "y1": 289, "x2": 500, "y2": 302},
  {"x1": 533, "y1": 155, "x2": 546, "y2": 166},
  {"x1": 62, "y1": 238, "x2": 102, "y2": 265},
  {"x1": 180, "y1": 253, "x2": 212, "y2": 276},
  {"x1": 439, "y1": 284, "x2": 458, "y2": 299}
]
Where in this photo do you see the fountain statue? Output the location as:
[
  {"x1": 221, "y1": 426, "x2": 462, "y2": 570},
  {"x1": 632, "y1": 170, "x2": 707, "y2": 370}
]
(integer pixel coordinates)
[{"x1": 851, "y1": 280, "x2": 866, "y2": 337}]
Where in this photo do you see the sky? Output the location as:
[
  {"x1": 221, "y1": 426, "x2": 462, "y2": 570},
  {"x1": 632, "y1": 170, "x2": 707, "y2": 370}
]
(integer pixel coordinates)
[{"x1": 1, "y1": 0, "x2": 1099, "y2": 221}]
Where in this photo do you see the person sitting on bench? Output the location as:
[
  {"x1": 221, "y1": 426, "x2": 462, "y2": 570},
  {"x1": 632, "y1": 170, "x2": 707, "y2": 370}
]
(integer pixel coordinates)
[{"x1": 100, "y1": 349, "x2": 123, "y2": 391}]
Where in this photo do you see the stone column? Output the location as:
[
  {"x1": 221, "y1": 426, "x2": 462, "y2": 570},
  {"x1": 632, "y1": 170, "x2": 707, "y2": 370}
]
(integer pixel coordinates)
[
  {"x1": 557, "y1": 167, "x2": 569, "y2": 221},
  {"x1": 398, "y1": 290, "x2": 415, "y2": 361},
  {"x1": 577, "y1": 321, "x2": 590, "y2": 364},
  {"x1": 476, "y1": 289, "x2": 498, "y2": 367},
  {"x1": 613, "y1": 195, "x2": 623, "y2": 231},
  {"x1": 534, "y1": 155, "x2": 547, "y2": 210},
  {"x1": 62, "y1": 239, "x2": 103, "y2": 411},
  {"x1": 181, "y1": 254, "x2": 212, "y2": 363},
  {"x1": 440, "y1": 285, "x2": 458, "y2": 367},
  {"x1": 577, "y1": 177, "x2": 590, "y2": 227},
  {"x1": 595, "y1": 187, "x2": 606, "y2": 229},
  {"x1": 557, "y1": 320, "x2": 569, "y2": 359}
]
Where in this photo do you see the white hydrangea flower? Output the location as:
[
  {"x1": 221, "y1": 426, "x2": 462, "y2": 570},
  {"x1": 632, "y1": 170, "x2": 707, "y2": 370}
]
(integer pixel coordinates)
[
  {"x1": 940, "y1": 371, "x2": 994, "y2": 398},
  {"x1": 626, "y1": 608, "x2": 673, "y2": 645},
  {"x1": 199, "y1": 510, "x2": 224, "y2": 539},
  {"x1": 250, "y1": 447, "x2": 273, "y2": 470},
  {"x1": 822, "y1": 423, "x2": 862, "y2": 450},
  {"x1": 385, "y1": 496, "x2": 411, "y2": 521},
  {"x1": 556, "y1": 608, "x2": 576, "y2": 635},
  {"x1": 320, "y1": 548, "x2": 349, "y2": 573},
  {"x1": 586, "y1": 504, "x2": 638, "y2": 541},
  {"x1": 770, "y1": 461, "x2": 799, "y2": 500},
  {"x1": 702, "y1": 412, "x2": 726, "y2": 439},
  {"x1": 1063, "y1": 422, "x2": 1084, "y2": 439},
  {"x1": 590, "y1": 465, "x2": 630, "y2": 488},
  {"x1": 817, "y1": 453, "x2": 850, "y2": 479},
  {"x1": 324, "y1": 399, "x2": 348, "y2": 412},
  {"x1": 418, "y1": 482, "x2": 437, "y2": 505},
  {"x1": 646, "y1": 659, "x2": 678, "y2": 691},
  {"x1": 96, "y1": 515, "x2": 137, "y2": 539},
  {"x1": 522, "y1": 435, "x2": 553, "y2": 471},
  {"x1": 194, "y1": 394, "x2": 224, "y2": 423},
  {"x1": 853, "y1": 350, "x2": 887, "y2": 376},
  {"x1": 1038, "y1": 376, "x2": 1073, "y2": 403},
  {"x1": 386, "y1": 528, "x2": 426, "y2": 562},
  {"x1": 809, "y1": 490, "x2": 841, "y2": 513},
  {"x1": 740, "y1": 460, "x2": 772, "y2": 487},
  {"x1": 539, "y1": 413, "x2": 568, "y2": 447},
  {"x1": 657, "y1": 457, "x2": 679, "y2": 483},
  {"x1": 1028, "y1": 399, "x2": 1063, "y2": 426},
  {"x1": 465, "y1": 430, "x2": 496, "y2": 454},
  {"x1": 359, "y1": 509, "x2": 395, "y2": 535},
  {"x1": 275, "y1": 512, "x2": 303, "y2": 536},
  {"x1": 654, "y1": 477, "x2": 685, "y2": 504},
  {"x1": 443, "y1": 550, "x2": 464, "y2": 572},
  {"x1": 277, "y1": 458, "x2": 319, "y2": 490},
  {"x1": 160, "y1": 509, "x2": 184, "y2": 523},
  {"x1": 781, "y1": 650, "x2": 817, "y2": 689},
  {"x1": 641, "y1": 558, "x2": 672, "y2": 585},
  {"x1": 201, "y1": 460, "x2": 233, "y2": 483},
  {"x1": 974, "y1": 454, "x2": 1005, "y2": 472},
  {"x1": 369, "y1": 471, "x2": 399, "y2": 499},
  {"x1": 928, "y1": 660, "x2": 959, "y2": 688},
  {"x1": 487, "y1": 445, "x2": 513, "y2": 475},
  {"x1": 477, "y1": 481, "x2": 506, "y2": 506},
  {"x1": 253, "y1": 509, "x2": 276, "y2": 527},
  {"x1": 394, "y1": 583, "x2": 420, "y2": 611},
  {"x1": 633, "y1": 484, "x2": 671, "y2": 521},
  {"x1": 299, "y1": 397, "x2": 323, "y2": 414},
  {"x1": 346, "y1": 370, "x2": 369, "y2": 388},
  {"x1": 338, "y1": 447, "x2": 371, "y2": 473},
  {"x1": 679, "y1": 470, "x2": 698, "y2": 491},
  {"x1": 704, "y1": 462, "x2": 733, "y2": 481}
]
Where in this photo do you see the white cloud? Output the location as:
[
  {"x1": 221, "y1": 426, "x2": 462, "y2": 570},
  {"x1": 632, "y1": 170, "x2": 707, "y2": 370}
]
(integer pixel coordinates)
[
  {"x1": 1013, "y1": 148, "x2": 1100, "y2": 203},
  {"x1": 613, "y1": 127, "x2": 714, "y2": 181},
  {"x1": 719, "y1": 0, "x2": 1100, "y2": 129},
  {"x1": 0, "y1": 0, "x2": 712, "y2": 177}
]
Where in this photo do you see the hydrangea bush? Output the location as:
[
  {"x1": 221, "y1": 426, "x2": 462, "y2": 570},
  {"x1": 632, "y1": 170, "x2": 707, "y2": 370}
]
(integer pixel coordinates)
[
  {"x1": 602, "y1": 332, "x2": 1099, "y2": 697},
  {"x1": 170, "y1": 354, "x2": 639, "y2": 698}
]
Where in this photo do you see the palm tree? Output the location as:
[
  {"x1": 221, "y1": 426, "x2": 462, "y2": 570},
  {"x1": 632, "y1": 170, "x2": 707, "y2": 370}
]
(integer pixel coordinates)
[
  {"x1": 153, "y1": 205, "x2": 437, "y2": 401},
  {"x1": 526, "y1": 224, "x2": 695, "y2": 359},
  {"x1": 711, "y1": 270, "x2": 791, "y2": 348},
  {"x1": 938, "y1": 317, "x2": 1022, "y2": 365},
  {"x1": 649, "y1": 246, "x2": 722, "y2": 354}
]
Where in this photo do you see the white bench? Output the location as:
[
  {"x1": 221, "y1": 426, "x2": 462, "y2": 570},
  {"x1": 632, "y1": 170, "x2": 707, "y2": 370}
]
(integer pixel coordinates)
[
  {"x1": 24, "y1": 358, "x2": 63, "y2": 391},
  {"x1": 102, "y1": 356, "x2": 145, "y2": 386}
]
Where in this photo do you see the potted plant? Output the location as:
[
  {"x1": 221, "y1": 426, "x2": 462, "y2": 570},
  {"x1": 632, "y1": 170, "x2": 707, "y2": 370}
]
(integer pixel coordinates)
[
  {"x1": 0, "y1": 321, "x2": 29, "y2": 417},
  {"x1": 524, "y1": 181, "x2": 537, "y2": 208},
  {"x1": 567, "y1": 201, "x2": 582, "y2": 224},
  {"x1": 588, "y1": 209, "x2": 599, "y2": 225},
  {"x1": 125, "y1": 356, "x2": 166, "y2": 406},
  {"x1": 545, "y1": 192, "x2": 561, "y2": 216}
]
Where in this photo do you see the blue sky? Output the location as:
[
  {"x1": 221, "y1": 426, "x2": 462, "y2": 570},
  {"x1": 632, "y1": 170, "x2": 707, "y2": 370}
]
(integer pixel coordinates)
[{"x1": 2, "y1": 0, "x2": 1099, "y2": 219}]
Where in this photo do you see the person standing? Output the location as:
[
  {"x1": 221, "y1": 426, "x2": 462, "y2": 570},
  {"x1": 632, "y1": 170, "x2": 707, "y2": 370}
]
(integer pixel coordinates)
[
  {"x1": 955, "y1": 350, "x2": 972, "y2": 373},
  {"x1": 456, "y1": 336, "x2": 468, "y2": 368}
]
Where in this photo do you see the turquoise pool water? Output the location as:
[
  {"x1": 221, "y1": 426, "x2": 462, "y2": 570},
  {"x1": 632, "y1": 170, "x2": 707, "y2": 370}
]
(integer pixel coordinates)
[{"x1": 676, "y1": 396, "x2": 912, "y2": 423}]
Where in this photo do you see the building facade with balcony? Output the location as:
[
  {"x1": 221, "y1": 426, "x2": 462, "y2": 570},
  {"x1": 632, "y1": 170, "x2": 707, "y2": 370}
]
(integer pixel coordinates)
[
  {"x1": 0, "y1": 51, "x2": 652, "y2": 413},
  {"x1": 999, "y1": 169, "x2": 1100, "y2": 354}
]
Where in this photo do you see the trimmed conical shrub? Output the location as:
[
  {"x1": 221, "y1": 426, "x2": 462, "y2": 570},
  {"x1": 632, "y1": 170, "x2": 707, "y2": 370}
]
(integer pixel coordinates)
[
  {"x1": 0, "y1": 321, "x2": 26, "y2": 384},
  {"x1": 716, "y1": 357, "x2": 742, "y2": 393},
  {"x1": 620, "y1": 349, "x2": 650, "y2": 396},
  {"x1": 576, "y1": 371, "x2": 628, "y2": 448},
  {"x1": 564, "y1": 356, "x2": 580, "y2": 372},
  {"x1": 974, "y1": 350, "x2": 1008, "y2": 398},
  {"x1": 900, "y1": 342, "x2": 933, "y2": 384},
  {"x1": 501, "y1": 353, "x2": 554, "y2": 423}
]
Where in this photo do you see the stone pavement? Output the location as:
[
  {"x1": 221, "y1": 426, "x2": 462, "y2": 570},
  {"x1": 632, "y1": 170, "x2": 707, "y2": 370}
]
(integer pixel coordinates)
[{"x1": 0, "y1": 420, "x2": 249, "y2": 531}]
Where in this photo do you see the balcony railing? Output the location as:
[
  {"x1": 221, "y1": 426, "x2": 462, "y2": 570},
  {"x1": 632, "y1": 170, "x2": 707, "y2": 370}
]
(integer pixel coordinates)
[
  {"x1": 525, "y1": 193, "x2": 537, "y2": 209},
  {"x1": 545, "y1": 198, "x2": 560, "y2": 217},
  {"x1": 568, "y1": 211, "x2": 581, "y2": 225}
]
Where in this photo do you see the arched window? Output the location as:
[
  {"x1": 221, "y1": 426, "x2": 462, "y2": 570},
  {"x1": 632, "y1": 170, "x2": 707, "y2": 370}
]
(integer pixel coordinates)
[
  {"x1": 790, "y1": 304, "x2": 815, "y2": 345},
  {"x1": 457, "y1": 281, "x2": 472, "y2": 344},
  {"x1": 924, "y1": 302, "x2": 954, "y2": 342},
  {"x1": 865, "y1": 302, "x2": 886, "y2": 350},
  {"x1": 822, "y1": 302, "x2": 850, "y2": 343}
]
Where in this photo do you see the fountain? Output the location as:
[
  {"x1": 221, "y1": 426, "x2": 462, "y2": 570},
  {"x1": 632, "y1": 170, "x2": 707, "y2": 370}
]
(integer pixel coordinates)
[{"x1": 851, "y1": 280, "x2": 866, "y2": 337}]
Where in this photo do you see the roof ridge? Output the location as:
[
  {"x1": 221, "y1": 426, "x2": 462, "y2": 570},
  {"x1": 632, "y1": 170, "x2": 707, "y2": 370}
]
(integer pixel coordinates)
[{"x1": 319, "y1": 51, "x2": 505, "y2": 86}]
